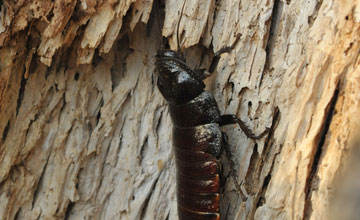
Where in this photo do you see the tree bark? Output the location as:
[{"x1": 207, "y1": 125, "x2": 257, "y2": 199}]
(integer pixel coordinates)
[{"x1": 0, "y1": 0, "x2": 359, "y2": 220}]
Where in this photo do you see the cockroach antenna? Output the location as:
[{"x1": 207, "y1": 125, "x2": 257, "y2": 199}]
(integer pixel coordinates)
[
  {"x1": 154, "y1": 0, "x2": 164, "y2": 48},
  {"x1": 176, "y1": 0, "x2": 186, "y2": 51}
]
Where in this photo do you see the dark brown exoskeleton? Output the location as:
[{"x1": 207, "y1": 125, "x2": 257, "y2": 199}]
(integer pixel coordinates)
[
  {"x1": 154, "y1": 4, "x2": 268, "y2": 220},
  {"x1": 155, "y1": 47, "x2": 269, "y2": 219}
]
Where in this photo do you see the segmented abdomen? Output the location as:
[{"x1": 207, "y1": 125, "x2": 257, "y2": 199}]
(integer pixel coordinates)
[
  {"x1": 173, "y1": 123, "x2": 222, "y2": 220},
  {"x1": 156, "y1": 50, "x2": 224, "y2": 219}
]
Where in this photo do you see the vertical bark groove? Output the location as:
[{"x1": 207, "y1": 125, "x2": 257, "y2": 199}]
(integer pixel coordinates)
[
  {"x1": 1, "y1": 121, "x2": 10, "y2": 143},
  {"x1": 307, "y1": 0, "x2": 323, "y2": 27},
  {"x1": 263, "y1": 0, "x2": 283, "y2": 73},
  {"x1": 15, "y1": 75, "x2": 27, "y2": 116},
  {"x1": 303, "y1": 82, "x2": 340, "y2": 220}
]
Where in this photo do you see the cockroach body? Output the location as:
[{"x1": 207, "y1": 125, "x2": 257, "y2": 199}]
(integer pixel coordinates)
[
  {"x1": 156, "y1": 49, "x2": 222, "y2": 219},
  {"x1": 153, "y1": 2, "x2": 268, "y2": 220},
  {"x1": 155, "y1": 46, "x2": 268, "y2": 219}
]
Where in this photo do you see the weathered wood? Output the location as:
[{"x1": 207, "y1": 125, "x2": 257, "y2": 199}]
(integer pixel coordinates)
[{"x1": 0, "y1": 0, "x2": 359, "y2": 219}]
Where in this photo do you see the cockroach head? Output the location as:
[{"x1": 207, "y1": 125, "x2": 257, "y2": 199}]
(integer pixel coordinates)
[
  {"x1": 156, "y1": 49, "x2": 185, "y2": 62},
  {"x1": 155, "y1": 49, "x2": 186, "y2": 77},
  {"x1": 155, "y1": 49, "x2": 205, "y2": 105}
]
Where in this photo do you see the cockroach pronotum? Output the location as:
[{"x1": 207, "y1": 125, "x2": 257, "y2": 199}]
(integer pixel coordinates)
[{"x1": 154, "y1": 2, "x2": 269, "y2": 220}]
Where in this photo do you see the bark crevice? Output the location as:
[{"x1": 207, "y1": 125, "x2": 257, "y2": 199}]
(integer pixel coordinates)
[
  {"x1": 15, "y1": 74, "x2": 27, "y2": 116},
  {"x1": 2, "y1": 120, "x2": 10, "y2": 142},
  {"x1": 303, "y1": 82, "x2": 340, "y2": 220},
  {"x1": 308, "y1": 0, "x2": 324, "y2": 27},
  {"x1": 32, "y1": 155, "x2": 50, "y2": 209},
  {"x1": 64, "y1": 201, "x2": 75, "y2": 220},
  {"x1": 260, "y1": 0, "x2": 283, "y2": 89}
]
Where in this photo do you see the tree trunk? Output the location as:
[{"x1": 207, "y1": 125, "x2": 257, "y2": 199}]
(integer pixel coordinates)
[{"x1": 0, "y1": 0, "x2": 359, "y2": 219}]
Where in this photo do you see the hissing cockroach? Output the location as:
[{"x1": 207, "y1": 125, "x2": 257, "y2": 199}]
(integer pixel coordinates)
[
  {"x1": 155, "y1": 47, "x2": 270, "y2": 219},
  {"x1": 154, "y1": 3, "x2": 268, "y2": 220}
]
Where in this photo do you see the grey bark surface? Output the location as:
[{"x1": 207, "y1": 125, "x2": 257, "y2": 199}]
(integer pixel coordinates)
[{"x1": 0, "y1": 0, "x2": 359, "y2": 219}]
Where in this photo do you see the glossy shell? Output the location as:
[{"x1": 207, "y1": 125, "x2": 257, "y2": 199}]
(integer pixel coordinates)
[{"x1": 156, "y1": 50, "x2": 223, "y2": 220}]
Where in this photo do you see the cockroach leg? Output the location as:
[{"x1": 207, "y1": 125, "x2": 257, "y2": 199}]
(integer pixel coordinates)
[
  {"x1": 192, "y1": 34, "x2": 242, "y2": 80},
  {"x1": 219, "y1": 114, "x2": 270, "y2": 139},
  {"x1": 209, "y1": 34, "x2": 242, "y2": 73},
  {"x1": 222, "y1": 132, "x2": 247, "y2": 201},
  {"x1": 224, "y1": 203, "x2": 231, "y2": 220},
  {"x1": 193, "y1": 68, "x2": 212, "y2": 80}
]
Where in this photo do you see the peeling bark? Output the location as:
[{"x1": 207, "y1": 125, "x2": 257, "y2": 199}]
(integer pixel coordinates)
[{"x1": 1, "y1": 0, "x2": 360, "y2": 219}]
